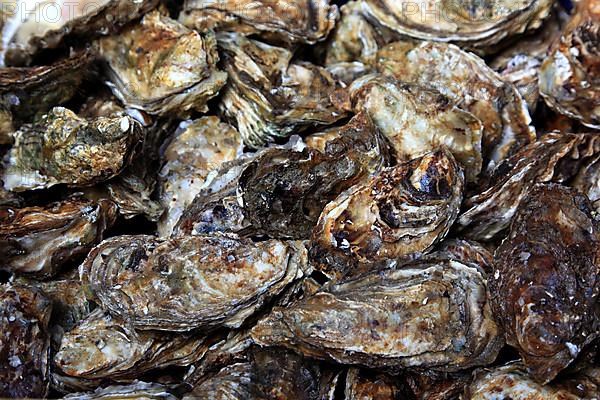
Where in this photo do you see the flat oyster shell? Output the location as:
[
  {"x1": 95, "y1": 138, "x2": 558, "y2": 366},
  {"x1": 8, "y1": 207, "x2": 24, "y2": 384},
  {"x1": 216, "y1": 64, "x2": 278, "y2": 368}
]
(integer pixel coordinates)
[
  {"x1": 490, "y1": 183, "x2": 600, "y2": 383},
  {"x1": 158, "y1": 117, "x2": 243, "y2": 237},
  {"x1": 179, "y1": 0, "x2": 338, "y2": 45},
  {"x1": 217, "y1": 32, "x2": 345, "y2": 148},
  {"x1": 0, "y1": 284, "x2": 52, "y2": 398},
  {"x1": 0, "y1": 197, "x2": 117, "y2": 278},
  {"x1": 2, "y1": 107, "x2": 142, "y2": 192},
  {"x1": 81, "y1": 234, "x2": 307, "y2": 331},
  {"x1": 539, "y1": 0, "x2": 600, "y2": 129},
  {"x1": 310, "y1": 149, "x2": 464, "y2": 280},
  {"x1": 336, "y1": 74, "x2": 482, "y2": 181},
  {"x1": 63, "y1": 381, "x2": 177, "y2": 400},
  {"x1": 251, "y1": 257, "x2": 502, "y2": 372},
  {"x1": 99, "y1": 11, "x2": 227, "y2": 118},
  {"x1": 376, "y1": 41, "x2": 535, "y2": 171}
]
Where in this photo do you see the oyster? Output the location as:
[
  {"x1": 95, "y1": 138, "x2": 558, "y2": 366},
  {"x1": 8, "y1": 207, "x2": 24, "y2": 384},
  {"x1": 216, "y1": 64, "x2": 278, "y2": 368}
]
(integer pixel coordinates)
[
  {"x1": 458, "y1": 132, "x2": 600, "y2": 241},
  {"x1": 360, "y1": 0, "x2": 553, "y2": 53},
  {"x1": 63, "y1": 381, "x2": 177, "y2": 400},
  {"x1": 218, "y1": 32, "x2": 344, "y2": 148},
  {"x1": 158, "y1": 117, "x2": 243, "y2": 237},
  {"x1": 336, "y1": 74, "x2": 482, "y2": 181},
  {"x1": 310, "y1": 149, "x2": 463, "y2": 280},
  {"x1": 404, "y1": 370, "x2": 472, "y2": 400},
  {"x1": 344, "y1": 368, "x2": 402, "y2": 399},
  {"x1": 99, "y1": 11, "x2": 227, "y2": 118},
  {"x1": 81, "y1": 234, "x2": 307, "y2": 331},
  {"x1": 539, "y1": 0, "x2": 600, "y2": 129},
  {"x1": 2, "y1": 107, "x2": 142, "y2": 192},
  {"x1": 428, "y1": 239, "x2": 494, "y2": 274},
  {"x1": 0, "y1": 284, "x2": 51, "y2": 398},
  {"x1": 491, "y1": 184, "x2": 600, "y2": 383},
  {"x1": 179, "y1": 0, "x2": 338, "y2": 45},
  {"x1": 0, "y1": 197, "x2": 117, "y2": 278},
  {"x1": 376, "y1": 41, "x2": 535, "y2": 171}
]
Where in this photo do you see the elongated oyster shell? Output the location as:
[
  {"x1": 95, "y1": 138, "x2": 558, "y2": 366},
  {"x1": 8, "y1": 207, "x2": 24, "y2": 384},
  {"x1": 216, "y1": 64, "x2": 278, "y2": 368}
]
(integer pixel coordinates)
[
  {"x1": 2, "y1": 107, "x2": 142, "y2": 192},
  {"x1": 251, "y1": 257, "x2": 502, "y2": 372},
  {"x1": 311, "y1": 149, "x2": 463, "y2": 279},
  {"x1": 218, "y1": 32, "x2": 344, "y2": 148},
  {"x1": 457, "y1": 132, "x2": 600, "y2": 241},
  {"x1": 336, "y1": 74, "x2": 482, "y2": 181},
  {"x1": 344, "y1": 368, "x2": 401, "y2": 400},
  {"x1": 539, "y1": 0, "x2": 600, "y2": 129},
  {"x1": 99, "y1": 11, "x2": 227, "y2": 118},
  {"x1": 158, "y1": 117, "x2": 243, "y2": 237},
  {"x1": 179, "y1": 0, "x2": 338, "y2": 45},
  {"x1": 0, "y1": 284, "x2": 51, "y2": 398},
  {"x1": 376, "y1": 41, "x2": 535, "y2": 171},
  {"x1": 359, "y1": 0, "x2": 553, "y2": 53},
  {"x1": 63, "y1": 381, "x2": 177, "y2": 400},
  {"x1": 490, "y1": 183, "x2": 600, "y2": 383},
  {"x1": 0, "y1": 197, "x2": 117, "y2": 278},
  {"x1": 81, "y1": 234, "x2": 307, "y2": 331}
]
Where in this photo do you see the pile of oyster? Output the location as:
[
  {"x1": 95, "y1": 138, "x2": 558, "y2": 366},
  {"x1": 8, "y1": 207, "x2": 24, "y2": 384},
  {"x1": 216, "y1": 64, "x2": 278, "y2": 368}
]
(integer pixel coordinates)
[{"x1": 1, "y1": 0, "x2": 600, "y2": 398}]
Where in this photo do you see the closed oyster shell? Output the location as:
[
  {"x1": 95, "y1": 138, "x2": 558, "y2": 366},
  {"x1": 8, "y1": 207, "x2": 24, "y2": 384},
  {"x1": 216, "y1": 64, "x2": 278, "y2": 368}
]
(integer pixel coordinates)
[
  {"x1": 158, "y1": 117, "x2": 243, "y2": 237},
  {"x1": 344, "y1": 368, "x2": 402, "y2": 400},
  {"x1": 336, "y1": 74, "x2": 482, "y2": 181},
  {"x1": 310, "y1": 149, "x2": 463, "y2": 280},
  {"x1": 539, "y1": 0, "x2": 600, "y2": 129},
  {"x1": 99, "y1": 11, "x2": 227, "y2": 118},
  {"x1": 376, "y1": 41, "x2": 535, "y2": 171},
  {"x1": 251, "y1": 257, "x2": 502, "y2": 372},
  {"x1": 63, "y1": 381, "x2": 177, "y2": 400},
  {"x1": 490, "y1": 183, "x2": 600, "y2": 383},
  {"x1": 2, "y1": 107, "x2": 143, "y2": 192},
  {"x1": 0, "y1": 197, "x2": 117, "y2": 278},
  {"x1": 179, "y1": 0, "x2": 338, "y2": 45},
  {"x1": 81, "y1": 234, "x2": 307, "y2": 331},
  {"x1": 217, "y1": 32, "x2": 345, "y2": 148},
  {"x1": 0, "y1": 284, "x2": 52, "y2": 398}
]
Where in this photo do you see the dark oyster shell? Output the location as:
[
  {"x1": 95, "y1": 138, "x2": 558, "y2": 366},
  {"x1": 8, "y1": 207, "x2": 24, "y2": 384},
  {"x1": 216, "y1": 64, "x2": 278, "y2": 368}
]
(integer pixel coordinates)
[
  {"x1": 0, "y1": 197, "x2": 117, "y2": 278},
  {"x1": 490, "y1": 184, "x2": 600, "y2": 383},
  {"x1": 0, "y1": 284, "x2": 52, "y2": 398},
  {"x1": 81, "y1": 234, "x2": 307, "y2": 331},
  {"x1": 310, "y1": 149, "x2": 463, "y2": 280},
  {"x1": 63, "y1": 381, "x2": 177, "y2": 399},
  {"x1": 344, "y1": 368, "x2": 402, "y2": 399},
  {"x1": 404, "y1": 370, "x2": 472, "y2": 400}
]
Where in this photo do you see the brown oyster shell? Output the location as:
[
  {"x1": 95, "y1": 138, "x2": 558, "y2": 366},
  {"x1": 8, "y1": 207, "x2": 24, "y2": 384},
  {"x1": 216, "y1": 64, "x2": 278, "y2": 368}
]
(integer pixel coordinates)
[
  {"x1": 62, "y1": 381, "x2": 177, "y2": 400},
  {"x1": 490, "y1": 183, "x2": 600, "y2": 383},
  {"x1": 310, "y1": 148, "x2": 463, "y2": 280},
  {"x1": 404, "y1": 370, "x2": 472, "y2": 400},
  {"x1": 344, "y1": 368, "x2": 402, "y2": 400},
  {"x1": 80, "y1": 234, "x2": 307, "y2": 331},
  {"x1": 0, "y1": 197, "x2": 117, "y2": 278},
  {"x1": 0, "y1": 284, "x2": 52, "y2": 398},
  {"x1": 179, "y1": 0, "x2": 338, "y2": 45},
  {"x1": 99, "y1": 11, "x2": 227, "y2": 118}
]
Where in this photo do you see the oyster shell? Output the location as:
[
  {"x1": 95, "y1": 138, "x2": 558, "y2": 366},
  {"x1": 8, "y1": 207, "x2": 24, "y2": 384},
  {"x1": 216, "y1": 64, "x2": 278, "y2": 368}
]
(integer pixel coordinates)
[
  {"x1": 0, "y1": 197, "x2": 117, "y2": 278},
  {"x1": 0, "y1": 284, "x2": 51, "y2": 398},
  {"x1": 310, "y1": 149, "x2": 463, "y2": 280},
  {"x1": 158, "y1": 117, "x2": 243, "y2": 237},
  {"x1": 376, "y1": 41, "x2": 535, "y2": 171},
  {"x1": 428, "y1": 239, "x2": 494, "y2": 274},
  {"x1": 179, "y1": 0, "x2": 338, "y2": 45},
  {"x1": 491, "y1": 184, "x2": 600, "y2": 383},
  {"x1": 404, "y1": 370, "x2": 472, "y2": 400},
  {"x1": 81, "y1": 234, "x2": 307, "y2": 331},
  {"x1": 344, "y1": 368, "x2": 402, "y2": 400},
  {"x1": 63, "y1": 381, "x2": 177, "y2": 400},
  {"x1": 99, "y1": 11, "x2": 227, "y2": 118},
  {"x1": 251, "y1": 256, "x2": 503, "y2": 372},
  {"x1": 217, "y1": 32, "x2": 345, "y2": 148},
  {"x1": 336, "y1": 74, "x2": 482, "y2": 181},
  {"x1": 539, "y1": 0, "x2": 600, "y2": 129},
  {"x1": 2, "y1": 107, "x2": 142, "y2": 192}
]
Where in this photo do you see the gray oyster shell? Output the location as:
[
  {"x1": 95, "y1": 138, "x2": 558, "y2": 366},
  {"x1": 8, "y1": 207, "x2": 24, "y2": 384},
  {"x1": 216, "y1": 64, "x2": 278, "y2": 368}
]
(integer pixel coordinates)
[{"x1": 63, "y1": 381, "x2": 177, "y2": 400}]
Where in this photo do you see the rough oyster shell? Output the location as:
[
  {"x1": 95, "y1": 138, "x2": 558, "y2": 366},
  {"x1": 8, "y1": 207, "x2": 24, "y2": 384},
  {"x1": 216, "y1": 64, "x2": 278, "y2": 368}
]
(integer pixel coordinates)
[
  {"x1": 376, "y1": 41, "x2": 535, "y2": 171},
  {"x1": 99, "y1": 11, "x2": 227, "y2": 118},
  {"x1": 157, "y1": 117, "x2": 243, "y2": 237},
  {"x1": 81, "y1": 234, "x2": 307, "y2": 331},
  {"x1": 251, "y1": 256, "x2": 502, "y2": 372},
  {"x1": 490, "y1": 183, "x2": 600, "y2": 383},
  {"x1": 539, "y1": 0, "x2": 600, "y2": 129},
  {"x1": 0, "y1": 284, "x2": 52, "y2": 398},
  {"x1": 2, "y1": 107, "x2": 143, "y2": 192},
  {"x1": 404, "y1": 370, "x2": 472, "y2": 400},
  {"x1": 336, "y1": 74, "x2": 482, "y2": 181},
  {"x1": 344, "y1": 368, "x2": 401, "y2": 400},
  {"x1": 63, "y1": 381, "x2": 177, "y2": 400},
  {"x1": 0, "y1": 197, "x2": 117, "y2": 278},
  {"x1": 310, "y1": 149, "x2": 464, "y2": 280},
  {"x1": 179, "y1": 0, "x2": 338, "y2": 45},
  {"x1": 217, "y1": 32, "x2": 345, "y2": 148}
]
